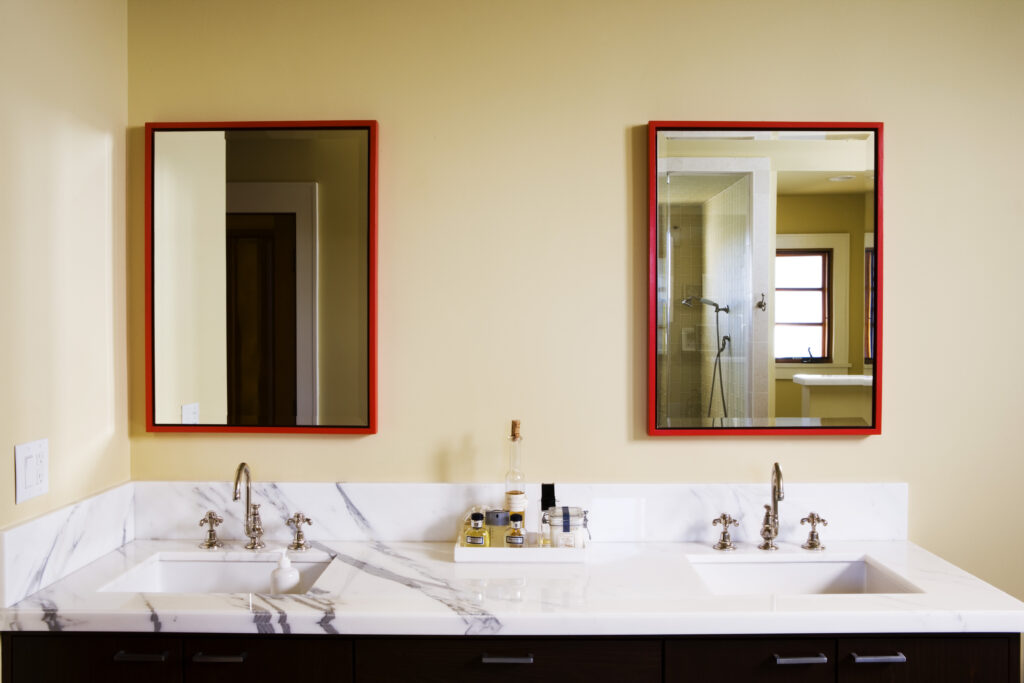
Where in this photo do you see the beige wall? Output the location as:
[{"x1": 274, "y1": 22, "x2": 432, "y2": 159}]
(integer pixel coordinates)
[
  {"x1": 0, "y1": 0, "x2": 130, "y2": 527},
  {"x1": 122, "y1": 0, "x2": 1024, "y2": 598},
  {"x1": 153, "y1": 131, "x2": 228, "y2": 424}
]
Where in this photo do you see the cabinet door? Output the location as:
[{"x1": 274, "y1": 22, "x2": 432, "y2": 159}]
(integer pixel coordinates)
[
  {"x1": 355, "y1": 637, "x2": 661, "y2": 683},
  {"x1": 838, "y1": 636, "x2": 1014, "y2": 683},
  {"x1": 7, "y1": 633, "x2": 182, "y2": 683},
  {"x1": 666, "y1": 637, "x2": 835, "y2": 683},
  {"x1": 184, "y1": 635, "x2": 351, "y2": 683}
]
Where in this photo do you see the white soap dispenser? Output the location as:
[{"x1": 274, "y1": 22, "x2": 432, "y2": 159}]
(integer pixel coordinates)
[{"x1": 271, "y1": 550, "x2": 300, "y2": 594}]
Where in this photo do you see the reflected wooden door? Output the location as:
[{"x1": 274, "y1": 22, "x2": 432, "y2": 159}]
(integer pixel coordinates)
[{"x1": 226, "y1": 213, "x2": 297, "y2": 426}]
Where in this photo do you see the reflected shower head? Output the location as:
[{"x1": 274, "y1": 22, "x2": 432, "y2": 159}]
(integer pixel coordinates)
[{"x1": 681, "y1": 297, "x2": 729, "y2": 314}]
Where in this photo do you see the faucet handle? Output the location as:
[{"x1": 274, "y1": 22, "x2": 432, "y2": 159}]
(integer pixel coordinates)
[
  {"x1": 800, "y1": 512, "x2": 827, "y2": 530},
  {"x1": 198, "y1": 510, "x2": 224, "y2": 549},
  {"x1": 712, "y1": 513, "x2": 739, "y2": 551},
  {"x1": 199, "y1": 510, "x2": 223, "y2": 528},
  {"x1": 287, "y1": 512, "x2": 313, "y2": 551},
  {"x1": 800, "y1": 512, "x2": 827, "y2": 551},
  {"x1": 712, "y1": 513, "x2": 738, "y2": 528}
]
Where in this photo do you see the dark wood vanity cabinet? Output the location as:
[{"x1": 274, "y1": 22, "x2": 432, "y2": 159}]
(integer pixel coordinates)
[
  {"x1": 667, "y1": 637, "x2": 837, "y2": 682},
  {"x1": 1, "y1": 633, "x2": 352, "y2": 683},
  {"x1": 665, "y1": 634, "x2": 1018, "y2": 683},
  {"x1": 354, "y1": 637, "x2": 662, "y2": 682},
  {"x1": 3, "y1": 633, "x2": 184, "y2": 683},
  {"x1": 3, "y1": 632, "x2": 1018, "y2": 683}
]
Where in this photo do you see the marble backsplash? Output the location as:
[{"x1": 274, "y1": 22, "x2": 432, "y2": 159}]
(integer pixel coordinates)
[{"x1": 1, "y1": 480, "x2": 907, "y2": 607}]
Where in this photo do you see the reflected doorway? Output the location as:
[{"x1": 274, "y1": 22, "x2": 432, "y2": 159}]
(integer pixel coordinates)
[{"x1": 226, "y1": 213, "x2": 297, "y2": 425}]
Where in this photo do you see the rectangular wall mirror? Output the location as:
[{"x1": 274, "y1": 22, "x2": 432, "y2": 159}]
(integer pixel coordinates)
[
  {"x1": 145, "y1": 121, "x2": 377, "y2": 433},
  {"x1": 648, "y1": 121, "x2": 882, "y2": 435}
]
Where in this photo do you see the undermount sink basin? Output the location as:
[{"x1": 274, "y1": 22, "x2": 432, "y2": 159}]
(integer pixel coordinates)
[
  {"x1": 100, "y1": 552, "x2": 331, "y2": 595},
  {"x1": 687, "y1": 555, "x2": 922, "y2": 596}
]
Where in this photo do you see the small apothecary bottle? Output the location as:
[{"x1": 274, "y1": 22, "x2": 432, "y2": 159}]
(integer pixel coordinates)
[
  {"x1": 462, "y1": 512, "x2": 490, "y2": 547},
  {"x1": 505, "y1": 513, "x2": 525, "y2": 548},
  {"x1": 505, "y1": 420, "x2": 527, "y2": 520}
]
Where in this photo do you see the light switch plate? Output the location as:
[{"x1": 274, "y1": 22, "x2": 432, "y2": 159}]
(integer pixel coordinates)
[
  {"x1": 14, "y1": 438, "x2": 49, "y2": 503},
  {"x1": 181, "y1": 402, "x2": 200, "y2": 424}
]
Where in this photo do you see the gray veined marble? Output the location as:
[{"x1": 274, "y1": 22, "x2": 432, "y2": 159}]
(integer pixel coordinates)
[{"x1": 10, "y1": 480, "x2": 1016, "y2": 639}]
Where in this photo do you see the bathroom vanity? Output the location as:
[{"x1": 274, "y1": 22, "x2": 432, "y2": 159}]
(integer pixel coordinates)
[{"x1": 1, "y1": 482, "x2": 1021, "y2": 682}]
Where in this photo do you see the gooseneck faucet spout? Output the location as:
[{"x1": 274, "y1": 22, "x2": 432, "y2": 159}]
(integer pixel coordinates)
[
  {"x1": 759, "y1": 462, "x2": 784, "y2": 551},
  {"x1": 232, "y1": 462, "x2": 264, "y2": 550}
]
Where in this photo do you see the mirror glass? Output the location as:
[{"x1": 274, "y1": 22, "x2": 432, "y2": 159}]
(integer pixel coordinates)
[
  {"x1": 648, "y1": 122, "x2": 881, "y2": 434},
  {"x1": 146, "y1": 121, "x2": 376, "y2": 433}
]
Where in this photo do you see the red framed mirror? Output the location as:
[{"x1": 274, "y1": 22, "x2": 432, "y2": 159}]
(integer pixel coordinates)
[
  {"x1": 145, "y1": 121, "x2": 377, "y2": 433},
  {"x1": 648, "y1": 121, "x2": 882, "y2": 435}
]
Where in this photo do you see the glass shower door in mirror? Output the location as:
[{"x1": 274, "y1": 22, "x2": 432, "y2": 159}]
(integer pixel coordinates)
[{"x1": 648, "y1": 122, "x2": 882, "y2": 435}]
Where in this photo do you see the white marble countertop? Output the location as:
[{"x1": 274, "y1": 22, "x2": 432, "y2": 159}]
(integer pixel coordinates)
[{"x1": 4, "y1": 539, "x2": 1024, "y2": 636}]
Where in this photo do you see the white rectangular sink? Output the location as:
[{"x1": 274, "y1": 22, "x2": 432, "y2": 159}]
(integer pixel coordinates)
[
  {"x1": 99, "y1": 552, "x2": 331, "y2": 595},
  {"x1": 687, "y1": 555, "x2": 922, "y2": 596}
]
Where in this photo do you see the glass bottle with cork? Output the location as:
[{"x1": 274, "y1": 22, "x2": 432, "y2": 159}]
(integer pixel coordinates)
[{"x1": 504, "y1": 420, "x2": 527, "y2": 527}]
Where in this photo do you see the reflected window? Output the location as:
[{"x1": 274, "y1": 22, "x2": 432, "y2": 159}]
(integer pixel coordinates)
[{"x1": 775, "y1": 249, "x2": 832, "y2": 361}]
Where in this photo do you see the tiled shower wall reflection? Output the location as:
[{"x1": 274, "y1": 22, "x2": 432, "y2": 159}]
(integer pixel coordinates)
[{"x1": 703, "y1": 176, "x2": 752, "y2": 419}]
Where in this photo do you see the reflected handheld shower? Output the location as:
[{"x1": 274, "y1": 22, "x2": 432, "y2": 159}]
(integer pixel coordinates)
[
  {"x1": 680, "y1": 295, "x2": 731, "y2": 418},
  {"x1": 681, "y1": 297, "x2": 730, "y2": 314}
]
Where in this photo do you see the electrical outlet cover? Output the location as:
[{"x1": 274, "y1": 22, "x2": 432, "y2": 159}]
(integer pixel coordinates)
[
  {"x1": 14, "y1": 438, "x2": 49, "y2": 503},
  {"x1": 181, "y1": 402, "x2": 200, "y2": 424}
]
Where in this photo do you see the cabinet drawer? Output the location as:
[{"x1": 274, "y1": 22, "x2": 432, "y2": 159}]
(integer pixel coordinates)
[
  {"x1": 355, "y1": 637, "x2": 661, "y2": 683},
  {"x1": 666, "y1": 637, "x2": 835, "y2": 683},
  {"x1": 838, "y1": 635, "x2": 1014, "y2": 683},
  {"x1": 8, "y1": 633, "x2": 182, "y2": 683},
  {"x1": 185, "y1": 635, "x2": 352, "y2": 683}
]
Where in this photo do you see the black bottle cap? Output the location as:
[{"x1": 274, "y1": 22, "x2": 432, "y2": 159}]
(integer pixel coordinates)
[
  {"x1": 470, "y1": 512, "x2": 484, "y2": 521},
  {"x1": 541, "y1": 483, "x2": 556, "y2": 510},
  {"x1": 509, "y1": 513, "x2": 523, "y2": 523}
]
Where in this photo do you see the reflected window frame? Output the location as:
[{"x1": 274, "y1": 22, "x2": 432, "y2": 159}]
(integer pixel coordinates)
[{"x1": 774, "y1": 249, "x2": 833, "y2": 363}]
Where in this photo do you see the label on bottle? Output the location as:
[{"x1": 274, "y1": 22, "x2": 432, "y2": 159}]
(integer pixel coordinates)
[
  {"x1": 465, "y1": 535, "x2": 485, "y2": 545},
  {"x1": 506, "y1": 492, "x2": 527, "y2": 513},
  {"x1": 505, "y1": 534, "x2": 525, "y2": 547}
]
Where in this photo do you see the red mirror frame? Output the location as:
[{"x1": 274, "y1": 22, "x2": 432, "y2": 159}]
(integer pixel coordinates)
[
  {"x1": 145, "y1": 120, "x2": 377, "y2": 434},
  {"x1": 647, "y1": 121, "x2": 882, "y2": 436}
]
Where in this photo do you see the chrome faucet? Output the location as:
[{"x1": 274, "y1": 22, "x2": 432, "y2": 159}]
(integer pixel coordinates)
[
  {"x1": 232, "y1": 462, "x2": 265, "y2": 550},
  {"x1": 758, "y1": 462, "x2": 784, "y2": 551}
]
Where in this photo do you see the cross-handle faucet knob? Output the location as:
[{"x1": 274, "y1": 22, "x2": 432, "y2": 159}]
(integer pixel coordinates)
[
  {"x1": 800, "y1": 512, "x2": 828, "y2": 551},
  {"x1": 287, "y1": 512, "x2": 314, "y2": 551},
  {"x1": 712, "y1": 513, "x2": 739, "y2": 551},
  {"x1": 198, "y1": 510, "x2": 224, "y2": 549}
]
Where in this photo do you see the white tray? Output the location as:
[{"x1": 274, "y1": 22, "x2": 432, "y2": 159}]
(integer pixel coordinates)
[{"x1": 453, "y1": 542, "x2": 588, "y2": 563}]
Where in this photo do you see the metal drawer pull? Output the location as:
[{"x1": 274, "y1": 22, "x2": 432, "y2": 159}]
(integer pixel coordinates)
[
  {"x1": 192, "y1": 652, "x2": 247, "y2": 663},
  {"x1": 481, "y1": 654, "x2": 535, "y2": 664},
  {"x1": 851, "y1": 651, "x2": 907, "y2": 664},
  {"x1": 113, "y1": 650, "x2": 168, "y2": 663},
  {"x1": 774, "y1": 653, "x2": 828, "y2": 665}
]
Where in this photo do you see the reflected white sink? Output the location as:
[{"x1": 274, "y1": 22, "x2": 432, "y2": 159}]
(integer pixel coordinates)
[
  {"x1": 100, "y1": 552, "x2": 331, "y2": 594},
  {"x1": 687, "y1": 555, "x2": 922, "y2": 596}
]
